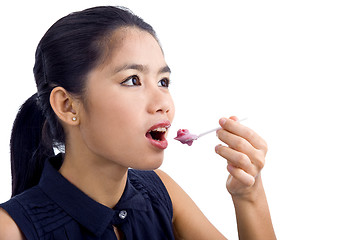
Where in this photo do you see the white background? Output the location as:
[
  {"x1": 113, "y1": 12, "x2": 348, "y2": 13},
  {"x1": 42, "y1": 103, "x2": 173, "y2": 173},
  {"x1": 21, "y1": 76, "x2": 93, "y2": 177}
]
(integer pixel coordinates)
[{"x1": 1, "y1": 1, "x2": 361, "y2": 239}]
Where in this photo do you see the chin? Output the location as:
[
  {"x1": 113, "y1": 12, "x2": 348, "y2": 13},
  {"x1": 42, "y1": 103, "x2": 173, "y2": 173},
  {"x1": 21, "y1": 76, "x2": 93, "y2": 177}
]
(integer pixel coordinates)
[{"x1": 133, "y1": 155, "x2": 164, "y2": 171}]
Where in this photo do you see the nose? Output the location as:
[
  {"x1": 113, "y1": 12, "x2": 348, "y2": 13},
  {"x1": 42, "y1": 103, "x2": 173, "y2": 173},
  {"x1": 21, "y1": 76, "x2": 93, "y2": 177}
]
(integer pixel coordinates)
[{"x1": 146, "y1": 86, "x2": 173, "y2": 115}]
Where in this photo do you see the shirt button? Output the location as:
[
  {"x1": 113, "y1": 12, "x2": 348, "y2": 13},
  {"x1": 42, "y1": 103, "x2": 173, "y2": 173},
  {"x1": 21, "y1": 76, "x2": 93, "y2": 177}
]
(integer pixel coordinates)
[{"x1": 119, "y1": 210, "x2": 127, "y2": 219}]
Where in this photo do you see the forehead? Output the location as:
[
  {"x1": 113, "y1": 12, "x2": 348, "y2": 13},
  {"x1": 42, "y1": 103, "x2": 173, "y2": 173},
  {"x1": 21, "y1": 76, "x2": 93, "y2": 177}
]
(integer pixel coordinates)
[{"x1": 104, "y1": 27, "x2": 165, "y2": 69}]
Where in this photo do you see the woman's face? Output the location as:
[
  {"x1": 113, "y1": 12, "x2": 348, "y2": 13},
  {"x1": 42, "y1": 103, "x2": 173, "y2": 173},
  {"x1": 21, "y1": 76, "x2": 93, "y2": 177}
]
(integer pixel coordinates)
[{"x1": 77, "y1": 27, "x2": 175, "y2": 170}]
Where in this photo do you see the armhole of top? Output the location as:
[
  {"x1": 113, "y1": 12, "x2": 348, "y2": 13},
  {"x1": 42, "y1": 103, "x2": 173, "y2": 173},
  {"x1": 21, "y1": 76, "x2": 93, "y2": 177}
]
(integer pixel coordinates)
[
  {"x1": 0, "y1": 197, "x2": 37, "y2": 239},
  {"x1": 0, "y1": 206, "x2": 24, "y2": 239}
]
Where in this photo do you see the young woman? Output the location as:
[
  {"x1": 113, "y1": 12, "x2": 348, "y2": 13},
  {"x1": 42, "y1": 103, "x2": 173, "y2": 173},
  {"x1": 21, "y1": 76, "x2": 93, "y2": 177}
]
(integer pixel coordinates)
[{"x1": 0, "y1": 6, "x2": 276, "y2": 240}]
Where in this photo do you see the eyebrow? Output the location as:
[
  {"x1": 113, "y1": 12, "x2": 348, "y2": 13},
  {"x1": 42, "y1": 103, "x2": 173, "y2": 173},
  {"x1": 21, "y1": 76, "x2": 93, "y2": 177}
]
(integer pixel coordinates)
[{"x1": 113, "y1": 64, "x2": 171, "y2": 75}]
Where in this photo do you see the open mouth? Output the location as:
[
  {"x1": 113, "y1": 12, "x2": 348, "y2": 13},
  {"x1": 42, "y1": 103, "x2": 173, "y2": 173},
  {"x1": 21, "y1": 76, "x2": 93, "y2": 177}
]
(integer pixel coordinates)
[
  {"x1": 146, "y1": 121, "x2": 171, "y2": 150},
  {"x1": 146, "y1": 127, "x2": 167, "y2": 141}
]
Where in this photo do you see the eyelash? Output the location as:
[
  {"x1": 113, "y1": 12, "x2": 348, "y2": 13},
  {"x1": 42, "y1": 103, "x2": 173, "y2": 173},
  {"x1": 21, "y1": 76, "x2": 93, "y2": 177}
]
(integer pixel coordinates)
[
  {"x1": 158, "y1": 78, "x2": 171, "y2": 88},
  {"x1": 121, "y1": 75, "x2": 141, "y2": 86},
  {"x1": 121, "y1": 75, "x2": 171, "y2": 88}
]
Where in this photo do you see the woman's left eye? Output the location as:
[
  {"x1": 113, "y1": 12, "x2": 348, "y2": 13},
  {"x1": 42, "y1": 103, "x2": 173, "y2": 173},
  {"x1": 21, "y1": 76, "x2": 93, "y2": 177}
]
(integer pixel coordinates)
[
  {"x1": 121, "y1": 75, "x2": 141, "y2": 86},
  {"x1": 158, "y1": 78, "x2": 170, "y2": 88}
]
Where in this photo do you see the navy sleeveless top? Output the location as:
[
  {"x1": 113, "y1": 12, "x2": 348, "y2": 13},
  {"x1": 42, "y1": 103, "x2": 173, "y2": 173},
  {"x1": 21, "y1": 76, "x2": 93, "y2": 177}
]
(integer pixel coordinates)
[{"x1": 0, "y1": 154, "x2": 175, "y2": 239}]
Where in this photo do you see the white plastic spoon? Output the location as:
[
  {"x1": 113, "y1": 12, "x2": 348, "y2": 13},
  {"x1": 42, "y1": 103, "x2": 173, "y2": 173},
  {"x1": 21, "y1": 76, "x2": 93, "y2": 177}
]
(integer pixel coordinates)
[{"x1": 174, "y1": 117, "x2": 248, "y2": 146}]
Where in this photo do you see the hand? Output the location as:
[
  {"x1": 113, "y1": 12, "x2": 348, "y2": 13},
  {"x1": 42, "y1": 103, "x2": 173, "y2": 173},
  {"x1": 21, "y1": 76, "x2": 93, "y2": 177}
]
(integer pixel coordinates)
[{"x1": 215, "y1": 116, "x2": 268, "y2": 199}]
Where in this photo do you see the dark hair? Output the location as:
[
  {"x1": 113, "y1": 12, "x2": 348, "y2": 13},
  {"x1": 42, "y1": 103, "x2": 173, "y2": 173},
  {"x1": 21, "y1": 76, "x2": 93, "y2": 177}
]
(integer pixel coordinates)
[{"x1": 10, "y1": 6, "x2": 157, "y2": 197}]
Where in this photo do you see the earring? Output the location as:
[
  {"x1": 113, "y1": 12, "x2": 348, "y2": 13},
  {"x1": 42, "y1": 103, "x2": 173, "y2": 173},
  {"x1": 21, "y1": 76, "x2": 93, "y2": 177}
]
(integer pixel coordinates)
[{"x1": 72, "y1": 117, "x2": 77, "y2": 121}]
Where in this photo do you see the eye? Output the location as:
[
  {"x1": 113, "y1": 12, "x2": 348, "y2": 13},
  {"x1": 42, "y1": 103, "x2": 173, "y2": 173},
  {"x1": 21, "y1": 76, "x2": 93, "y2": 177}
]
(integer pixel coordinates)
[
  {"x1": 158, "y1": 78, "x2": 170, "y2": 88},
  {"x1": 121, "y1": 75, "x2": 141, "y2": 86}
]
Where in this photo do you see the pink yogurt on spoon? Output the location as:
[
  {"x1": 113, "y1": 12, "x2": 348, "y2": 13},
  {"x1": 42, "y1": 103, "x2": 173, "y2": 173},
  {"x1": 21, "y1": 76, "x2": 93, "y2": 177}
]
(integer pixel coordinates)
[{"x1": 174, "y1": 129, "x2": 198, "y2": 146}]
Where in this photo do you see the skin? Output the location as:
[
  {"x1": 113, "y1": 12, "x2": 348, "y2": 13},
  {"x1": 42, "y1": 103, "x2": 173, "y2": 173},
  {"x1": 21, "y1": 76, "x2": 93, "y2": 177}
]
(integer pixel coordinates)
[
  {"x1": 0, "y1": 27, "x2": 276, "y2": 239},
  {"x1": 216, "y1": 117, "x2": 276, "y2": 239},
  {"x1": 53, "y1": 27, "x2": 175, "y2": 208},
  {"x1": 0, "y1": 208, "x2": 24, "y2": 240}
]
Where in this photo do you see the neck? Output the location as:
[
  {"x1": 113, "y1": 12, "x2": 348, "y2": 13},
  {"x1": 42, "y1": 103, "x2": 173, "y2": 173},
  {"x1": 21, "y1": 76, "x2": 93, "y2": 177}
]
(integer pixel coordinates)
[{"x1": 59, "y1": 150, "x2": 128, "y2": 209}]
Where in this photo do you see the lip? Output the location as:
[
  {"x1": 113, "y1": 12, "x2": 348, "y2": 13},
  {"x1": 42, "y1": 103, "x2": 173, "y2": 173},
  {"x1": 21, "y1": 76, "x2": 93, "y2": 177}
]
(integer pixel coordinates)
[
  {"x1": 147, "y1": 120, "x2": 171, "y2": 132},
  {"x1": 146, "y1": 120, "x2": 171, "y2": 150}
]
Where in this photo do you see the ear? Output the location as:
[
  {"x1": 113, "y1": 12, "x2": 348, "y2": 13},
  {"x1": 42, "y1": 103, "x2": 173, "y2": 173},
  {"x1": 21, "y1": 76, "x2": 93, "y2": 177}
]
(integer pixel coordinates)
[{"x1": 49, "y1": 87, "x2": 80, "y2": 126}]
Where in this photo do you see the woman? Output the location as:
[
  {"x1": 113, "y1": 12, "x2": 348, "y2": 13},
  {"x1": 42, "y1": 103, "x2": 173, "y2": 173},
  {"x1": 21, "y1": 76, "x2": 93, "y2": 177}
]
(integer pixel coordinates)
[{"x1": 0, "y1": 6, "x2": 275, "y2": 239}]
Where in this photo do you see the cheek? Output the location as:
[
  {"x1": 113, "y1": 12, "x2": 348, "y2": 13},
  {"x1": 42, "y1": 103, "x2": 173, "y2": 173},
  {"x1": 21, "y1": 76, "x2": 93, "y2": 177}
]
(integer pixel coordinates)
[
  {"x1": 79, "y1": 95, "x2": 143, "y2": 160},
  {"x1": 85, "y1": 86, "x2": 143, "y2": 127}
]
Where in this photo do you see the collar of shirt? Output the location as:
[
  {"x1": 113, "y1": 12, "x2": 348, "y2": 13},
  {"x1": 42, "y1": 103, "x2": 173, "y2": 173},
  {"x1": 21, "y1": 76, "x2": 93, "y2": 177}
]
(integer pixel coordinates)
[{"x1": 38, "y1": 154, "x2": 149, "y2": 237}]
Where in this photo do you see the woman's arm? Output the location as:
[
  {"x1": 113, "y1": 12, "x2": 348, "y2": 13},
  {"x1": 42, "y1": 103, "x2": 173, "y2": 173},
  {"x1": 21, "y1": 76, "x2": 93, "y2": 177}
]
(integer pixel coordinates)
[
  {"x1": 157, "y1": 116, "x2": 275, "y2": 239},
  {"x1": 0, "y1": 208, "x2": 25, "y2": 240},
  {"x1": 230, "y1": 176, "x2": 275, "y2": 240},
  {"x1": 158, "y1": 116, "x2": 276, "y2": 239},
  {"x1": 216, "y1": 116, "x2": 276, "y2": 239}
]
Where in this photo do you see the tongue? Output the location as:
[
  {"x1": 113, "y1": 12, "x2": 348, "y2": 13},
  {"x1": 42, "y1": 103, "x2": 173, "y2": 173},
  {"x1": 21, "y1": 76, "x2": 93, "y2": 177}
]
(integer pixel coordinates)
[{"x1": 146, "y1": 132, "x2": 153, "y2": 139}]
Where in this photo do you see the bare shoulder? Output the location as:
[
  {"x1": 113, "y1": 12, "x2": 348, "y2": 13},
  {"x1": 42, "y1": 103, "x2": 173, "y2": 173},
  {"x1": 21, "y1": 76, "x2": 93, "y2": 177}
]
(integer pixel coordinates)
[
  {"x1": 0, "y1": 208, "x2": 25, "y2": 240},
  {"x1": 154, "y1": 169, "x2": 176, "y2": 188},
  {"x1": 154, "y1": 170, "x2": 226, "y2": 240},
  {"x1": 154, "y1": 169, "x2": 189, "y2": 201},
  {"x1": 154, "y1": 169, "x2": 195, "y2": 216}
]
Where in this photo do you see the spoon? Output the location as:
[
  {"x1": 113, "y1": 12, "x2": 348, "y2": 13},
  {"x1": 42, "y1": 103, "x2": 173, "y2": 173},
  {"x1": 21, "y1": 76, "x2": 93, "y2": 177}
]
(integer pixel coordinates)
[{"x1": 174, "y1": 117, "x2": 247, "y2": 146}]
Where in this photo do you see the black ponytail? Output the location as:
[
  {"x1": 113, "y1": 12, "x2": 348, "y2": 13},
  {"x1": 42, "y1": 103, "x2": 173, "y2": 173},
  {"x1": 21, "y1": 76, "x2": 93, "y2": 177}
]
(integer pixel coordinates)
[
  {"x1": 9, "y1": 6, "x2": 158, "y2": 196},
  {"x1": 10, "y1": 94, "x2": 54, "y2": 197}
]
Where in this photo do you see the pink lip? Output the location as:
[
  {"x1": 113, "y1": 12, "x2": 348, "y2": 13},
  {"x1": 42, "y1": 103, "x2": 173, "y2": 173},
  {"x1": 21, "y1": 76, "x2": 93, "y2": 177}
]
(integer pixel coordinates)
[
  {"x1": 146, "y1": 120, "x2": 171, "y2": 150},
  {"x1": 147, "y1": 120, "x2": 171, "y2": 132}
]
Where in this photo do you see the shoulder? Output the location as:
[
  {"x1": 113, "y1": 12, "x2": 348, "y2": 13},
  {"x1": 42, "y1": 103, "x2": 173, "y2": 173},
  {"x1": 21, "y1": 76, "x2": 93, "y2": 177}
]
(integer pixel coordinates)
[
  {"x1": 153, "y1": 169, "x2": 192, "y2": 215},
  {"x1": 154, "y1": 169, "x2": 195, "y2": 204},
  {"x1": 154, "y1": 169, "x2": 180, "y2": 192},
  {"x1": 129, "y1": 168, "x2": 169, "y2": 194},
  {"x1": 128, "y1": 169, "x2": 172, "y2": 208},
  {"x1": 0, "y1": 187, "x2": 54, "y2": 240},
  {"x1": 154, "y1": 169, "x2": 185, "y2": 205},
  {"x1": 154, "y1": 170, "x2": 226, "y2": 240},
  {"x1": 0, "y1": 208, "x2": 25, "y2": 240}
]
